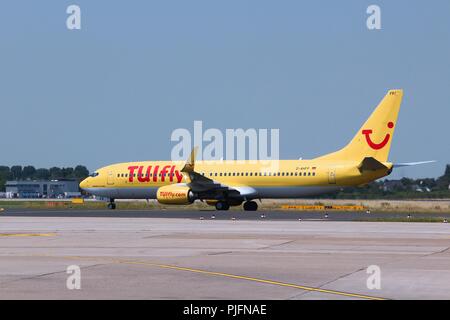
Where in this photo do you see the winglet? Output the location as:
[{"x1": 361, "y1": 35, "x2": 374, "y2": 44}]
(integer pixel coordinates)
[{"x1": 181, "y1": 146, "x2": 198, "y2": 173}]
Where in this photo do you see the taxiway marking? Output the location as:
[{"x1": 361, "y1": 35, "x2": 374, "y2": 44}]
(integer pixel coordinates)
[
  {"x1": 37, "y1": 254, "x2": 387, "y2": 300},
  {"x1": 0, "y1": 233, "x2": 56, "y2": 237}
]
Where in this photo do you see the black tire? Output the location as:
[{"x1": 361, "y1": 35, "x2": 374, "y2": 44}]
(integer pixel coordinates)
[
  {"x1": 243, "y1": 201, "x2": 258, "y2": 211},
  {"x1": 107, "y1": 202, "x2": 116, "y2": 210},
  {"x1": 215, "y1": 201, "x2": 230, "y2": 211}
]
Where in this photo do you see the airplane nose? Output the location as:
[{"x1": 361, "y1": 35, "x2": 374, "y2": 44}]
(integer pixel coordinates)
[{"x1": 79, "y1": 178, "x2": 89, "y2": 190}]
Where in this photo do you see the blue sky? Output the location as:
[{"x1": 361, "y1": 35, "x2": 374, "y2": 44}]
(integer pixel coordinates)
[{"x1": 0, "y1": 1, "x2": 449, "y2": 179}]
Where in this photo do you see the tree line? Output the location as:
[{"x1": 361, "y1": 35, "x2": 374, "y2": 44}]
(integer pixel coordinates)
[{"x1": 0, "y1": 165, "x2": 89, "y2": 192}]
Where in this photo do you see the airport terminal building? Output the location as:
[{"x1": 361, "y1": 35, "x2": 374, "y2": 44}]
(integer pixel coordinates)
[{"x1": 5, "y1": 180, "x2": 80, "y2": 198}]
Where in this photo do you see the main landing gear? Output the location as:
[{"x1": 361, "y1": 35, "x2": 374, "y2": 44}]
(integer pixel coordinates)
[
  {"x1": 107, "y1": 198, "x2": 116, "y2": 210},
  {"x1": 215, "y1": 201, "x2": 230, "y2": 211},
  {"x1": 243, "y1": 201, "x2": 258, "y2": 211},
  {"x1": 215, "y1": 200, "x2": 259, "y2": 211}
]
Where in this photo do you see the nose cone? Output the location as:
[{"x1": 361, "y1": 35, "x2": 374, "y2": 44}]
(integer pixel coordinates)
[{"x1": 79, "y1": 178, "x2": 89, "y2": 190}]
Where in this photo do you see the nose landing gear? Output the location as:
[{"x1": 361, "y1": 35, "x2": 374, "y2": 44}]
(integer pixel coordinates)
[{"x1": 107, "y1": 199, "x2": 116, "y2": 210}]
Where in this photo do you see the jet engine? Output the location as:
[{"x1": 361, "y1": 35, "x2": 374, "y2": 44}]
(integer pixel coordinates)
[{"x1": 156, "y1": 185, "x2": 195, "y2": 205}]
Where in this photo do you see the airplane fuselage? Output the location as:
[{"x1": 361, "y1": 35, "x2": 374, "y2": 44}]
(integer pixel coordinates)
[{"x1": 81, "y1": 159, "x2": 391, "y2": 200}]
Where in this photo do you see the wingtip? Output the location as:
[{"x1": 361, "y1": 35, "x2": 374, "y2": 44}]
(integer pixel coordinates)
[{"x1": 388, "y1": 89, "x2": 403, "y2": 96}]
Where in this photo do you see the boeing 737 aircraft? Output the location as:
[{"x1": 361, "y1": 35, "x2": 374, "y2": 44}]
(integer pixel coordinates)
[{"x1": 79, "y1": 90, "x2": 433, "y2": 210}]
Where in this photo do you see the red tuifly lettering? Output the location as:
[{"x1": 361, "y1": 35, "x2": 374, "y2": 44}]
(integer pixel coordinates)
[
  {"x1": 128, "y1": 165, "x2": 182, "y2": 183},
  {"x1": 128, "y1": 166, "x2": 139, "y2": 182},
  {"x1": 160, "y1": 165, "x2": 172, "y2": 182},
  {"x1": 137, "y1": 165, "x2": 152, "y2": 182},
  {"x1": 153, "y1": 165, "x2": 159, "y2": 182}
]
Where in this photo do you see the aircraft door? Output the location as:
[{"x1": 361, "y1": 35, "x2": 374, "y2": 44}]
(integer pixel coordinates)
[
  {"x1": 107, "y1": 171, "x2": 115, "y2": 185},
  {"x1": 328, "y1": 168, "x2": 336, "y2": 184}
]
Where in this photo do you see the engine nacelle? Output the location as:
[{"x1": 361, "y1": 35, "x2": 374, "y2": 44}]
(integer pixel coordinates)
[{"x1": 156, "y1": 185, "x2": 195, "y2": 205}]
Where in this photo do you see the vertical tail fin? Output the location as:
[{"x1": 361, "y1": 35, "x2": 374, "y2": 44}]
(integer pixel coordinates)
[{"x1": 315, "y1": 89, "x2": 403, "y2": 162}]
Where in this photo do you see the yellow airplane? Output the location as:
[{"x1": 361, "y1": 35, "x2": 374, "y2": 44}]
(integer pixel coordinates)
[{"x1": 79, "y1": 90, "x2": 433, "y2": 211}]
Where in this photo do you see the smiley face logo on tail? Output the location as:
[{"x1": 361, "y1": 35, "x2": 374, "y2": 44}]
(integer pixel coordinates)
[{"x1": 362, "y1": 122, "x2": 394, "y2": 150}]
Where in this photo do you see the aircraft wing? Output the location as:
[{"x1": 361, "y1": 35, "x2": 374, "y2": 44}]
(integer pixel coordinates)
[
  {"x1": 183, "y1": 170, "x2": 242, "y2": 198},
  {"x1": 180, "y1": 147, "x2": 253, "y2": 200}
]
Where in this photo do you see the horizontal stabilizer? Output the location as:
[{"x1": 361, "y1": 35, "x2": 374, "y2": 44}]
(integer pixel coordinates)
[
  {"x1": 393, "y1": 160, "x2": 436, "y2": 168},
  {"x1": 358, "y1": 157, "x2": 388, "y2": 172}
]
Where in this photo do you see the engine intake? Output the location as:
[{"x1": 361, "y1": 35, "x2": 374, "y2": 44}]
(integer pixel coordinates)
[{"x1": 156, "y1": 185, "x2": 195, "y2": 205}]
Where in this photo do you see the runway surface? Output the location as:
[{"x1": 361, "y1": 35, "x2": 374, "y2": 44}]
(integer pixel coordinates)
[
  {"x1": 0, "y1": 210, "x2": 450, "y2": 299},
  {"x1": 2, "y1": 208, "x2": 450, "y2": 221}
]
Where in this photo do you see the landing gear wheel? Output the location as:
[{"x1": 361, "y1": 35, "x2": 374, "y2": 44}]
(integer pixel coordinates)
[
  {"x1": 107, "y1": 199, "x2": 116, "y2": 210},
  {"x1": 215, "y1": 201, "x2": 230, "y2": 211},
  {"x1": 243, "y1": 201, "x2": 258, "y2": 211},
  {"x1": 107, "y1": 203, "x2": 116, "y2": 210}
]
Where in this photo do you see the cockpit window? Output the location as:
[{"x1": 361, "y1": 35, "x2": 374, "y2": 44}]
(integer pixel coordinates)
[{"x1": 89, "y1": 172, "x2": 99, "y2": 177}]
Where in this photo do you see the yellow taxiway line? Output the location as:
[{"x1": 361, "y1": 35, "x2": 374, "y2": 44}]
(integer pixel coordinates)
[
  {"x1": 38, "y1": 254, "x2": 386, "y2": 300},
  {"x1": 122, "y1": 259, "x2": 386, "y2": 300},
  {"x1": 0, "y1": 233, "x2": 56, "y2": 237}
]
